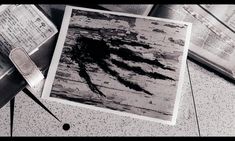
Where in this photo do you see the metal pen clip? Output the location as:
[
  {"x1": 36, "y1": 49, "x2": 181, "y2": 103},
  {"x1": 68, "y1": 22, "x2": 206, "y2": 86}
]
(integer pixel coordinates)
[{"x1": 9, "y1": 47, "x2": 44, "y2": 88}]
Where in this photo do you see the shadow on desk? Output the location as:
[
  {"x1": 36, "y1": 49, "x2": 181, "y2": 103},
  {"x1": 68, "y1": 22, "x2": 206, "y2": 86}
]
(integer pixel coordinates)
[{"x1": 187, "y1": 57, "x2": 235, "y2": 85}]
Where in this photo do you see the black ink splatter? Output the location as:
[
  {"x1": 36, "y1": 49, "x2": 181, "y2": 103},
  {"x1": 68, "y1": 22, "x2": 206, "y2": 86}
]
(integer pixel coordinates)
[
  {"x1": 164, "y1": 24, "x2": 185, "y2": 28},
  {"x1": 111, "y1": 59, "x2": 175, "y2": 81},
  {"x1": 70, "y1": 36, "x2": 175, "y2": 97},
  {"x1": 151, "y1": 22, "x2": 159, "y2": 25},
  {"x1": 168, "y1": 37, "x2": 185, "y2": 46},
  {"x1": 152, "y1": 29, "x2": 166, "y2": 33},
  {"x1": 63, "y1": 123, "x2": 70, "y2": 131}
]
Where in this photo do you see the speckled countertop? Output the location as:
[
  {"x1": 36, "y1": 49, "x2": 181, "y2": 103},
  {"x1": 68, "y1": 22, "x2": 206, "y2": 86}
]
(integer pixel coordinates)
[{"x1": 1, "y1": 59, "x2": 235, "y2": 136}]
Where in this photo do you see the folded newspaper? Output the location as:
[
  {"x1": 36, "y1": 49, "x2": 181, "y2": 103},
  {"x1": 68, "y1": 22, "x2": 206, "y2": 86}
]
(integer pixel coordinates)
[{"x1": 0, "y1": 4, "x2": 58, "y2": 80}]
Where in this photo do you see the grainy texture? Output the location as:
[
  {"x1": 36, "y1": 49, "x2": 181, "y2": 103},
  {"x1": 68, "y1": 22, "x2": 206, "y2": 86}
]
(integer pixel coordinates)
[
  {"x1": 188, "y1": 60, "x2": 235, "y2": 136},
  {"x1": 49, "y1": 8, "x2": 189, "y2": 121},
  {"x1": 10, "y1": 68, "x2": 199, "y2": 136},
  {"x1": 0, "y1": 103, "x2": 10, "y2": 136}
]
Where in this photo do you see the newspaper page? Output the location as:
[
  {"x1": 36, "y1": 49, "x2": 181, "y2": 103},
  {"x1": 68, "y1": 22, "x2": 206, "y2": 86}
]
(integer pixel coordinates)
[
  {"x1": 153, "y1": 4, "x2": 235, "y2": 79},
  {"x1": 0, "y1": 4, "x2": 58, "y2": 79},
  {"x1": 201, "y1": 5, "x2": 235, "y2": 32}
]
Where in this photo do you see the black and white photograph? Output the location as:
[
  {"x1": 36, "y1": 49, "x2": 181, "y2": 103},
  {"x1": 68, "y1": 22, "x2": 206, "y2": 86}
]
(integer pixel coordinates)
[{"x1": 42, "y1": 6, "x2": 192, "y2": 124}]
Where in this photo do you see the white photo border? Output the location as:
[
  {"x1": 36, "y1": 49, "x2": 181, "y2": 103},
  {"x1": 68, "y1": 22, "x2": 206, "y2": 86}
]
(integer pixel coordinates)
[{"x1": 42, "y1": 5, "x2": 192, "y2": 125}]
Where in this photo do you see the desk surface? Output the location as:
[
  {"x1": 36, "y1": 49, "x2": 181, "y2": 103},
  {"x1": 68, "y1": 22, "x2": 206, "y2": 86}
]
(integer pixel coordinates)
[
  {"x1": 0, "y1": 4, "x2": 235, "y2": 136},
  {"x1": 1, "y1": 59, "x2": 235, "y2": 136}
]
